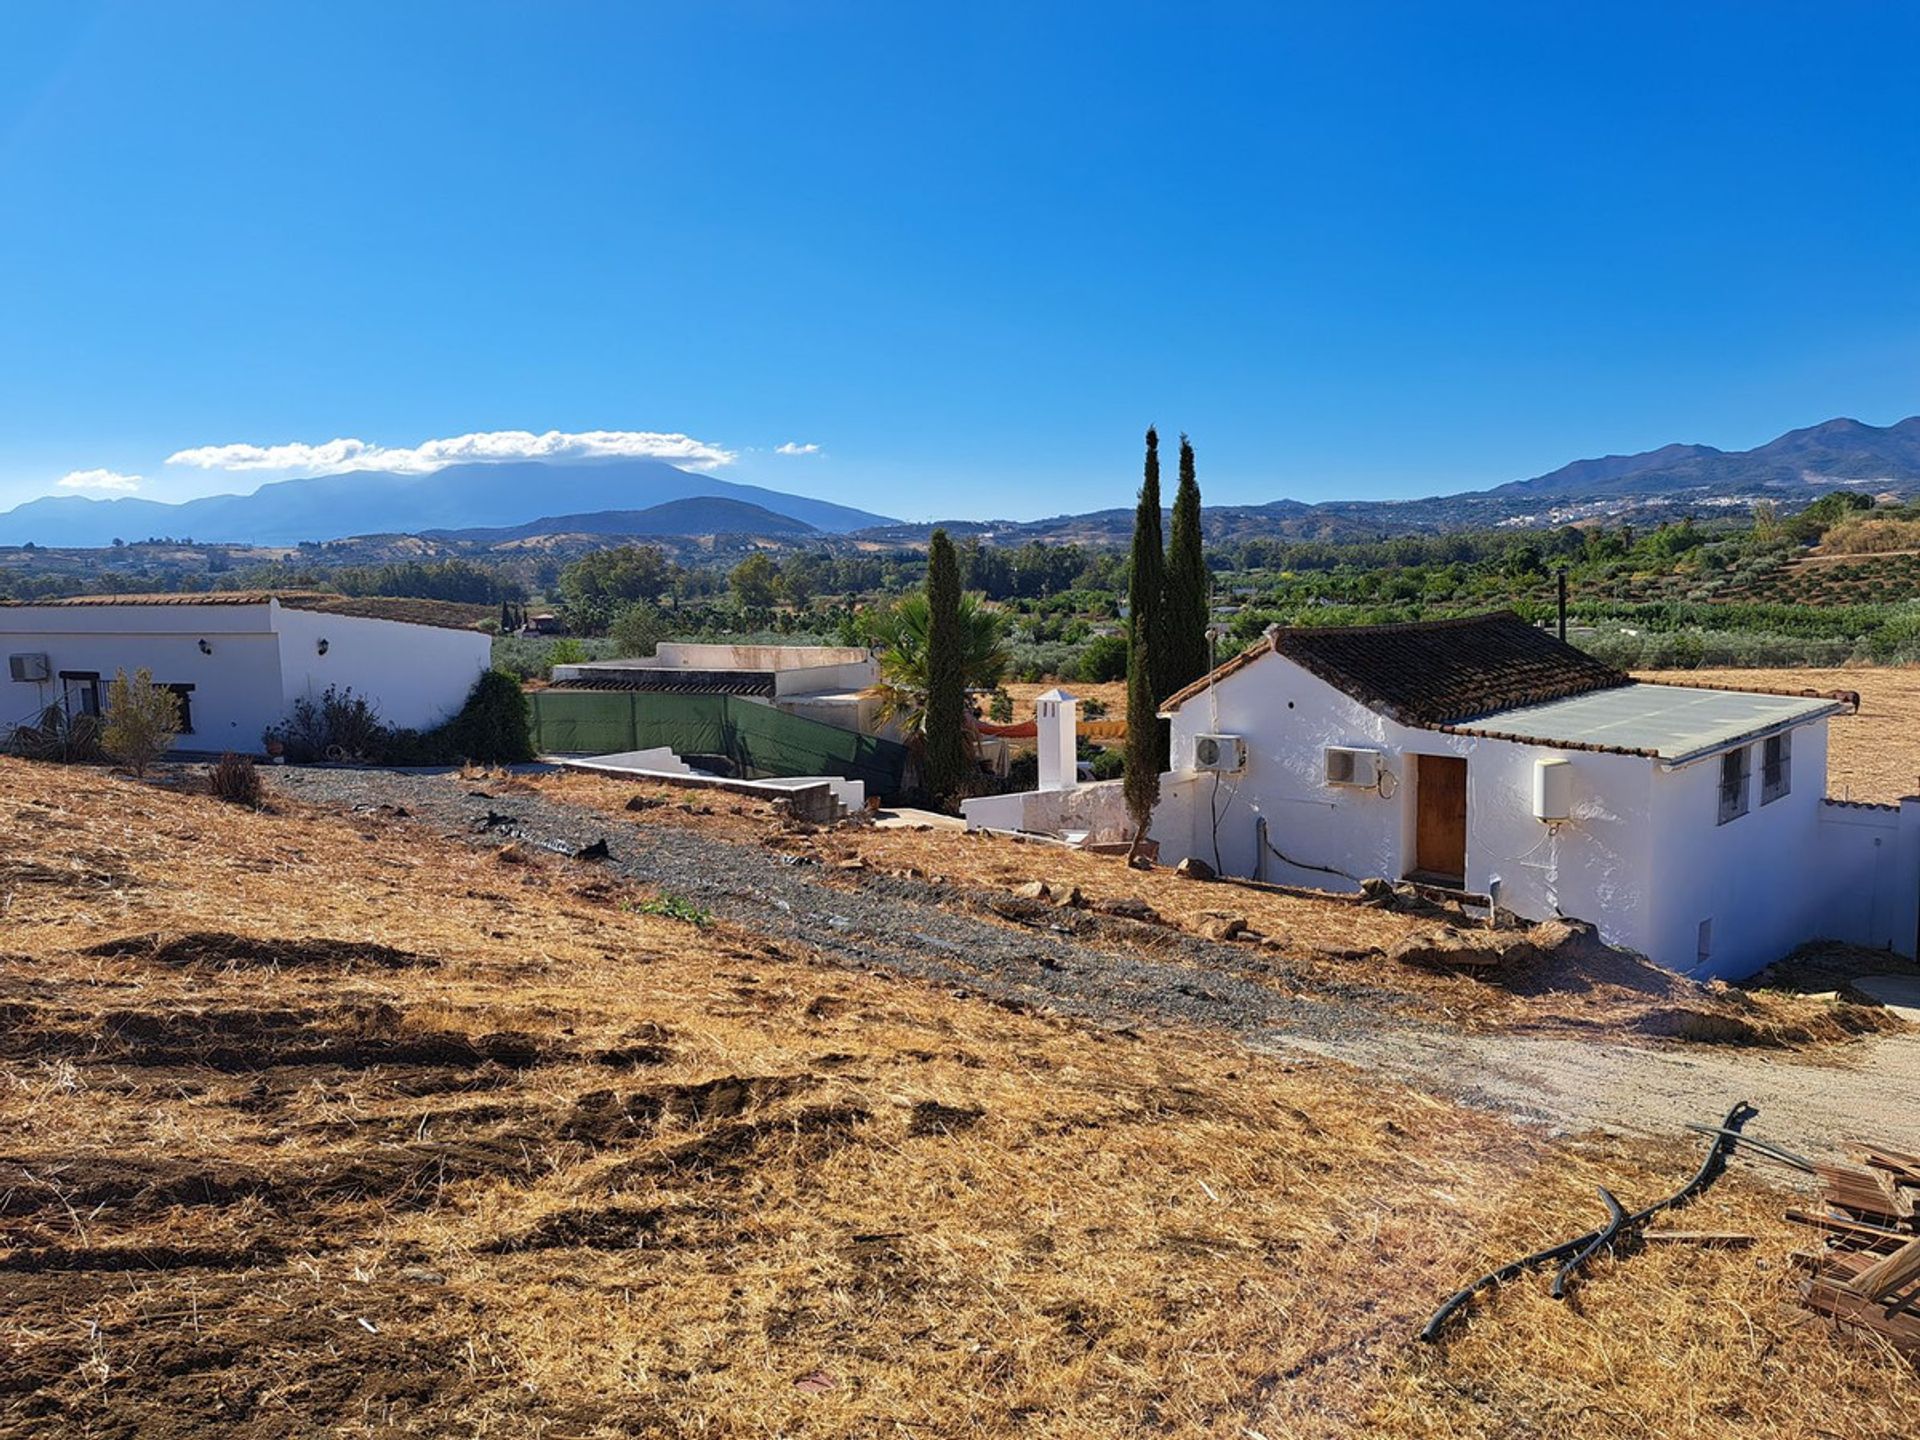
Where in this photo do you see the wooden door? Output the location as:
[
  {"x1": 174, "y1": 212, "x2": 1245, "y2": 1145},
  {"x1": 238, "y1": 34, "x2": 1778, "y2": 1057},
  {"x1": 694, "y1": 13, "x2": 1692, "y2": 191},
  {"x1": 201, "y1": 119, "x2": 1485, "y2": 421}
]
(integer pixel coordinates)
[{"x1": 1414, "y1": 754, "x2": 1467, "y2": 884}]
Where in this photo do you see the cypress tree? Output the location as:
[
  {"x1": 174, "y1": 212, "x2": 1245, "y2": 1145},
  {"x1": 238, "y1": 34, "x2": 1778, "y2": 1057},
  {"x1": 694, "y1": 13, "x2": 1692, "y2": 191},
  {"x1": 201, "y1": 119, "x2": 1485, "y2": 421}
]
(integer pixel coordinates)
[
  {"x1": 1164, "y1": 432, "x2": 1210, "y2": 694},
  {"x1": 922, "y1": 528, "x2": 970, "y2": 808},
  {"x1": 1124, "y1": 428, "x2": 1165, "y2": 832}
]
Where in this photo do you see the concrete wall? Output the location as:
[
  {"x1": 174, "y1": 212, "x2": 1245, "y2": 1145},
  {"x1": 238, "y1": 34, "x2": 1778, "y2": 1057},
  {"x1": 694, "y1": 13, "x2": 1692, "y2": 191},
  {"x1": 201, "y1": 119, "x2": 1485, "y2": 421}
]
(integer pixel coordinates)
[
  {"x1": 1808, "y1": 799, "x2": 1920, "y2": 959},
  {"x1": 961, "y1": 778, "x2": 1132, "y2": 842},
  {"x1": 272, "y1": 604, "x2": 491, "y2": 733},
  {"x1": 772, "y1": 660, "x2": 878, "y2": 697},
  {"x1": 0, "y1": 602, "x2": 286, "y2": 752},
  {"x1": 654, "y1": 642, "x2": 872, "y2": 673}
]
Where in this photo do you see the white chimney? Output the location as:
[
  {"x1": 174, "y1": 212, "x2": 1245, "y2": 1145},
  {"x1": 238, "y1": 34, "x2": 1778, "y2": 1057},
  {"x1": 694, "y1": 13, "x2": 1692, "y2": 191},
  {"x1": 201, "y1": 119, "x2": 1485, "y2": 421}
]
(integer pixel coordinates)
[{"x1": 1034, "y1": 687, "x2": 1079, "y2": 792}]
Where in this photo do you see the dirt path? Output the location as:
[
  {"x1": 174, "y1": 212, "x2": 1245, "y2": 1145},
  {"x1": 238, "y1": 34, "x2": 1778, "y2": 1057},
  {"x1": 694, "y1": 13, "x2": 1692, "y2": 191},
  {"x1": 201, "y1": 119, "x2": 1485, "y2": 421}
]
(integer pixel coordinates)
[
  {"x1": 272, "y1": 769, "x2": 1920, "y2": 1157},
  {"x1": 1274, "y1": 1025, "x2": 1920, "y2": 1160}
]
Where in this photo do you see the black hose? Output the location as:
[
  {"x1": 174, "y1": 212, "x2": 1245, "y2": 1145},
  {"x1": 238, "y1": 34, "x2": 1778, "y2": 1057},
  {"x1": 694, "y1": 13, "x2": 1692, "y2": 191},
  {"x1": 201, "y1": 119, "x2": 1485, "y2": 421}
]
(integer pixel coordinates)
[
  {"x1": 1552, "y1": 1186, "x2": 1625, "y2": 1300},
  {"x1": 1419, "y1": 1100, "x2": 1756, "y2": 1343}
]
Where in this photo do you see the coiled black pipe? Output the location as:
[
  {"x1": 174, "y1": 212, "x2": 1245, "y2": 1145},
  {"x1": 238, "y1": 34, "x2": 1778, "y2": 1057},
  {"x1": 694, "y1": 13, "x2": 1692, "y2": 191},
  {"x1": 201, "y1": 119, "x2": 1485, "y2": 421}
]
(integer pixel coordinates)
[{"x1": 1419, "y1": 1099, "x2": 1756, "y2": 1342}]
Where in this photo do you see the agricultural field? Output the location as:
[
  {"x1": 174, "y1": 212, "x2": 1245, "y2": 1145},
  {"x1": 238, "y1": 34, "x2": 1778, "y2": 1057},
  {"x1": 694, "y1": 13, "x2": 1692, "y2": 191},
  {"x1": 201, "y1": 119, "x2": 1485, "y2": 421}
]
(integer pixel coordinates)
[
  {"x1": 1718, "y1": 551, "x2": 1920, "y2": 606},
  {"x1": 2, "y1": 756, "x2": 1918, "y2": 1437}
]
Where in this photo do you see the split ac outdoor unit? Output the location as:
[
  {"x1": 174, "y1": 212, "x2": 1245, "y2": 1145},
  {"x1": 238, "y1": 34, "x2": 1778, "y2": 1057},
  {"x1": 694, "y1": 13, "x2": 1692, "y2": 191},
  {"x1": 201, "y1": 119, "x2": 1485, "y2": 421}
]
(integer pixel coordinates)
[
  {"x1": 7, "y1": 653, "x2": 50, "y2": 683},
  {"x1": 1324, "y1": 745, "x2": 1382, "y2": 789},
  {"x1": 1193, "y1": 733, "x2": 1246, "y2": 774}
]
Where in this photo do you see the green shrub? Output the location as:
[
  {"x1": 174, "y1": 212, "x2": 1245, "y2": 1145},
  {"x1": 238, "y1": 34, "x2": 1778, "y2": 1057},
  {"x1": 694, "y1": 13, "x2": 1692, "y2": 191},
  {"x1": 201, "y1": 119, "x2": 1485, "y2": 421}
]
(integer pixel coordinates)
[
  {"x1": 102, "y1": 668, "x2": 181, "y2": 776},
  {"x1": 439, "y1": 669, "x2": 535, "y2": 763},
  {"x1": 1075, "y1": 632, "x2": 1129, "y2": 682},
  {"x1": 632, "y1": 893, "x2": 712, "y2": 926},
  {"x1": 266, "y1": 686, "x2": 387, "y2": 763},
  {"x1": 1089, "y1": 747, "x2": 1125, "y2": 781}
]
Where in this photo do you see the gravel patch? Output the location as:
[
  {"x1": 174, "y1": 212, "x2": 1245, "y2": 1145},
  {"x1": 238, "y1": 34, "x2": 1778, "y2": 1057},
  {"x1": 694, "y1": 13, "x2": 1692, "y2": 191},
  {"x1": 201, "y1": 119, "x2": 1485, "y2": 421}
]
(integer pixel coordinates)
[{"x1": 268, "y1": 766, "x2": 1408, "y2": 1045}]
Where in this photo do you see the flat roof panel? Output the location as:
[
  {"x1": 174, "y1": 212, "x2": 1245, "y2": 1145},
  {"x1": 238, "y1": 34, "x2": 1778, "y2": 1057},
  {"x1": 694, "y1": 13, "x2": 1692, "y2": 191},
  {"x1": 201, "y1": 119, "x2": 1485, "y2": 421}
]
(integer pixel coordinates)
[{"x1": 1461, "y1": 683, "x2": 1839, "y2": 761}]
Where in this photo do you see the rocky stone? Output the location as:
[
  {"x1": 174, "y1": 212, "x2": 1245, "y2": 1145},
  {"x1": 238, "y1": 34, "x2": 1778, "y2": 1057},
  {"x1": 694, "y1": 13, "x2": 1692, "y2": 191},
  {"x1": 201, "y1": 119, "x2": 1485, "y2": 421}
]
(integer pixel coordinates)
[
  {"x1": 1389, "y1": 925, "x2": 1542, "y2": 970},
  {"x1": 1094, "y1": 896, "x2": 1160, "y2": 923},
  {"x1": 1052, "y1": 885, "x2": 1085, "y2": 908},
  {"x1": 1174, "y1": 856, "x2": 1216, "y2": 881},
  {"x1": 1196, "y1": 911, "x2": 1250, "y2": 942},
  {"x1": 1013, "y1": 880, "x2": 1052, "y2": 901}
]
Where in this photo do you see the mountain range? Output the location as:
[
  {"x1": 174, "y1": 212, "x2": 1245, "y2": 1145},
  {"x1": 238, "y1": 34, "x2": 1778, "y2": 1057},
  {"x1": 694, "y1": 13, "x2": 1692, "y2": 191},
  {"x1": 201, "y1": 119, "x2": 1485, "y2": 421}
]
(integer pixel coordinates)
[
  {"x1": 0, "y1": 458, "x2": 888, "y2": 548},
  {"x1": 3, "y1": 416, "x2": 1918, "y2": 551}
]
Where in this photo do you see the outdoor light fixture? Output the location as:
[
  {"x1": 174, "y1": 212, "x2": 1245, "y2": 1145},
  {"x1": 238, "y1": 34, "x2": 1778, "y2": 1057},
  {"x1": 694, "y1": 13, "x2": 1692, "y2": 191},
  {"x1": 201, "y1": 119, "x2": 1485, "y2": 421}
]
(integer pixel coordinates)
[
  {"x1": 316, "y1": 638, "x2": 330, "y2": 655},
  {"x1": 198, "y1": 639, "x2": 213, "y2": 655}
]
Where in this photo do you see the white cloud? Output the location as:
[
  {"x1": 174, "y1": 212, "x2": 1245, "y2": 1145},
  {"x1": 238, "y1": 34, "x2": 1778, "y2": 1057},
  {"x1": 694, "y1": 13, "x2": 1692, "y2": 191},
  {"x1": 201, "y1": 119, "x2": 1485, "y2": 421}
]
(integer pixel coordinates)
[
  {"x1": 774, "y1": 441, "x2": 821, "y2": 456},
  {"x1": 57, "y1": 468, "x2": 144, "y2": 493},
  {"x1": 165, "y1": 428, "x2": 737, "y2": 476}
]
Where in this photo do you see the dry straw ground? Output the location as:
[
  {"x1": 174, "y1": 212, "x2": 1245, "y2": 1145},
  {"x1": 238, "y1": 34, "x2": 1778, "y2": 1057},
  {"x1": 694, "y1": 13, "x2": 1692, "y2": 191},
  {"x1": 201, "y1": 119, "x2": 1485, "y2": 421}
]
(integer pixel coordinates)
[{"x1": 1, "y1": 756, "x2": 1916, "y2": 1438}]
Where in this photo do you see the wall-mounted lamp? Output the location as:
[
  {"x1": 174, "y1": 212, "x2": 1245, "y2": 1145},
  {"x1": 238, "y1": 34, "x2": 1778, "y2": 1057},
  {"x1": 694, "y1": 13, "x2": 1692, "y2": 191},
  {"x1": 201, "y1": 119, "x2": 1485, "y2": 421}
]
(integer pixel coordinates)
[
  {"x1": 198, "y1": 639, "x2": 213, "y2": 655},
  {"x1": 316, "y1": 638, "x2": 330, "y2": 655}
]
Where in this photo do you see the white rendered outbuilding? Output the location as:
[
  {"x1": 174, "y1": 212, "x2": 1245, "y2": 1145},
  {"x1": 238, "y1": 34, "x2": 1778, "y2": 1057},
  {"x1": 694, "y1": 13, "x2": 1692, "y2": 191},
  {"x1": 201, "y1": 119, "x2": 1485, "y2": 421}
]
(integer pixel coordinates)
[
  {"x1": 1, "y1": 592, "x2": 492, "y2": 754},
  {"x1": 1153, "y1": 612, "x2": 1919, "y2": 981}
]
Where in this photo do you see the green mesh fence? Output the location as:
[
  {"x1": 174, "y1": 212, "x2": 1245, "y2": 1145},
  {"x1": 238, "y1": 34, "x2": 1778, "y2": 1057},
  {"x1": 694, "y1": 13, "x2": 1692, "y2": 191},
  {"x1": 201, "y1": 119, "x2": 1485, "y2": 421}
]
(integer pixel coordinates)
[{"x1": 531, "y1": 690, "x2": 910, "y2": 796}]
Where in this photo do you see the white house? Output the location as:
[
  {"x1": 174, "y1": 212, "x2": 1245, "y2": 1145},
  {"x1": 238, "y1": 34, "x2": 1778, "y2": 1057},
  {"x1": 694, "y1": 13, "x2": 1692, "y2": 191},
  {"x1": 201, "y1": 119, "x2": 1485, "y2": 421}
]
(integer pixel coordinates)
[
  {"x1": 1152, "y1": 611, "x2": 1920, "y2": 980},
  {"x1": 1, "y1": 592, "x2": 493, "y2": 754}
]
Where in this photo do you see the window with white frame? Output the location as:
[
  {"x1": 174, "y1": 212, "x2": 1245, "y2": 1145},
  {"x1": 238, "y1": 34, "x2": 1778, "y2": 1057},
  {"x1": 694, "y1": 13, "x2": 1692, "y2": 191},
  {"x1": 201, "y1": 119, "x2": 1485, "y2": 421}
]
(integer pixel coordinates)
[
  {"x1": 1716, "y1": 746, "x2": 1750, "y2": 825},
  {"x1": 1761, "y1": 732, "x2": 1791, "y2": 805}
]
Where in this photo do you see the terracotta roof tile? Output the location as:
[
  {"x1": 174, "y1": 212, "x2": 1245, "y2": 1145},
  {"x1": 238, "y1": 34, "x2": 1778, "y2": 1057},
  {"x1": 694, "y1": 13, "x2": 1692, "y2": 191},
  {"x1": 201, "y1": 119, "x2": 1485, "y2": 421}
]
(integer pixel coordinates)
[{"x1": 1161, "y1": 611, "x2": 1630, "y2": 726}]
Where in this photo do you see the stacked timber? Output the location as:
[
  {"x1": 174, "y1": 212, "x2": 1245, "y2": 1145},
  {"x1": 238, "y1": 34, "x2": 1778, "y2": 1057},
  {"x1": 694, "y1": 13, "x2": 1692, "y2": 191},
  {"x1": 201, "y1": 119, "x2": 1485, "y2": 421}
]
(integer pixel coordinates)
[{"x1": 1789, "y1": 1138, "x2": 1920, "y2": 1356}]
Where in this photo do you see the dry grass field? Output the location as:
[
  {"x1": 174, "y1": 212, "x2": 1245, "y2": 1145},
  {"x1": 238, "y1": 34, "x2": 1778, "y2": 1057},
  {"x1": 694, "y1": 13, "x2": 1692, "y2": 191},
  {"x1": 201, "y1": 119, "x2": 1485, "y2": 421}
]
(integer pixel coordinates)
[
  {"x1": 2, "y1": 756, "x2": 1917, "y2": 1437},
  {"x1": 1640, "y1": 666, "x2": 1920, "y2": 805}
]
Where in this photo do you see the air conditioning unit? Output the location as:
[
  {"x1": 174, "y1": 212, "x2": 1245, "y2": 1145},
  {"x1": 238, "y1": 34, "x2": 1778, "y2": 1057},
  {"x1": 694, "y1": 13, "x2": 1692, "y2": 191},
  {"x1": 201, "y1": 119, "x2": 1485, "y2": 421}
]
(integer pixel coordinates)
[
  {"x1": 7, "y1": 653, "x2": 50, "y2": 683},
  {"x1": 1193, "y1": 733, "x2": 1246, "y2": 773},
  {"x1": 1324, "y1": 745, "x2": 1382, "y2": 788}
]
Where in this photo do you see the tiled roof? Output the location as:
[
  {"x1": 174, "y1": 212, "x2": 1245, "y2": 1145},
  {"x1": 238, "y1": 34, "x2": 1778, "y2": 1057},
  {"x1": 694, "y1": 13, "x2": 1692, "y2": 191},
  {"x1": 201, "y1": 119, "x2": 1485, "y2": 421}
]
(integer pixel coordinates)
[
  {"x1": 0, "y1": 591, "x2": 489, "y2": 632},
  {"x1": 1161, "y1": 611, "x2": 1630, "y2": 726},
  {"x1": 549, "y1": 672, "x2": 778, "y2": 698}
]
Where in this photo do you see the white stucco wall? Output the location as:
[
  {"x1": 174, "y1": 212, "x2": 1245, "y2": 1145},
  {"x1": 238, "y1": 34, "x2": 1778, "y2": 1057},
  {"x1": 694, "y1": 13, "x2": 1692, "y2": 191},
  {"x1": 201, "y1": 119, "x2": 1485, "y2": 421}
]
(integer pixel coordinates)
[
  {"x1": 1161, "y1": 655, "x2": 1679, "y2": 964},
  {"x1": 0, "y1": 602, "x2": 287, "y2": 752},
  {"x1": 1, "y1": 600, "x2": 490, "y2": 752},
  {"x1": 1640, "y1": 721, "x2": 1832, "y2": 979},
  {"x1": 271, "y1": 605, "x2": 491, "y2": 733}
]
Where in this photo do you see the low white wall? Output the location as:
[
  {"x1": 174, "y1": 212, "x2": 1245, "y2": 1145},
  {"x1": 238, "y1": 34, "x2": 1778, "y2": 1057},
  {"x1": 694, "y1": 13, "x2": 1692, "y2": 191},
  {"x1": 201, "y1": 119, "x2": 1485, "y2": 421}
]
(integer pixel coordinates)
[
  {"x1": 773, "y1": 659, "x2": 877, "y2": 696},
  {"x1": 961, "y1": 779, "x2": 1131, "y2": 841},
  {"x1": 656, "y1": 642, "x2": 871, "y2": 672},
  {"x1": 273, "y1": 605, "x2": 491, "y2": 733},
  {"x1": 1808, "y1": 799, "x2": 1920, "y2": 958}
]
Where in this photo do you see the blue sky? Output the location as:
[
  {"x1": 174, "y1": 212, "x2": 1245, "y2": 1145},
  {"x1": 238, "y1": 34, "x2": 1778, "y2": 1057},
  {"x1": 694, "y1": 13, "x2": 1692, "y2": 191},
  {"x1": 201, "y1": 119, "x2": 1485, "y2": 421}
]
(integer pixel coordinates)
[{"x1": 1, "y1": 2, "x2": 1916, "y2": 521}]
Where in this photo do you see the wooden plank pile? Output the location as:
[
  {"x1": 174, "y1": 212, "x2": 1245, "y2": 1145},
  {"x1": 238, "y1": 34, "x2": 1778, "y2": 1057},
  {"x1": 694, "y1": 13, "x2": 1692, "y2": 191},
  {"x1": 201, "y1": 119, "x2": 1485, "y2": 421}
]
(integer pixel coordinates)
[{"x1": 1789, "y1": 1137, "x2": 1920, "y2": 1356}]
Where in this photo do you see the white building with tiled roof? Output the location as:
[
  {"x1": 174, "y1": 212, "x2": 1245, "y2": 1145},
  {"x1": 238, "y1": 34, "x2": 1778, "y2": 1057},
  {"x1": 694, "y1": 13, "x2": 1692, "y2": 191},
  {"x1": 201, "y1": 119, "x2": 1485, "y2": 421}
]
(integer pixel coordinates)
[
  {"x1": 1, "y1": 592, "x2": 491, "y2": 754},
  {"x1": 1153, "y1": 611, "x2": 1916, "y2": 980}
]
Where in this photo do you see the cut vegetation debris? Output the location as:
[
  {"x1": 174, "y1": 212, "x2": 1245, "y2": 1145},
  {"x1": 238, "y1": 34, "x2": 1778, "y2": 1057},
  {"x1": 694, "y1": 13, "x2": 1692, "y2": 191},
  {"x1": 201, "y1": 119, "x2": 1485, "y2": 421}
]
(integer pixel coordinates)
[{"x1": 1, "y1": 754, "x2": 1917, "y2": 1438}]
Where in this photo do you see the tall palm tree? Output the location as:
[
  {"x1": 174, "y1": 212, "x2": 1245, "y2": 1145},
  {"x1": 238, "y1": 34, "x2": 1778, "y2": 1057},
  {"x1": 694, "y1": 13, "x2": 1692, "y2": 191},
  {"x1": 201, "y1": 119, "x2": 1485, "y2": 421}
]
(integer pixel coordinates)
[{"x1": 862, "y1": 591, "x2": 1010, "y2": 738}]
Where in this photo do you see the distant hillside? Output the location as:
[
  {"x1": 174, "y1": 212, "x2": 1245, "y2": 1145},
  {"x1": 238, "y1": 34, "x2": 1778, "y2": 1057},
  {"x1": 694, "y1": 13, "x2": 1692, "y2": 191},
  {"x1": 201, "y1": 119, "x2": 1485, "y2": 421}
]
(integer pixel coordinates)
[
  {"x1": 0, "y1": 457, "x2": 893, "y2": 547},
  {"x1": 860, "y1": 416, "x2": 1920, "y2": 547},
  {"x1": 429, "y1": 496, "x2": 820, "y2": 543},
  {"x1": 1494, "y1": 417, "x2": 1920, "y2": 502}
]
